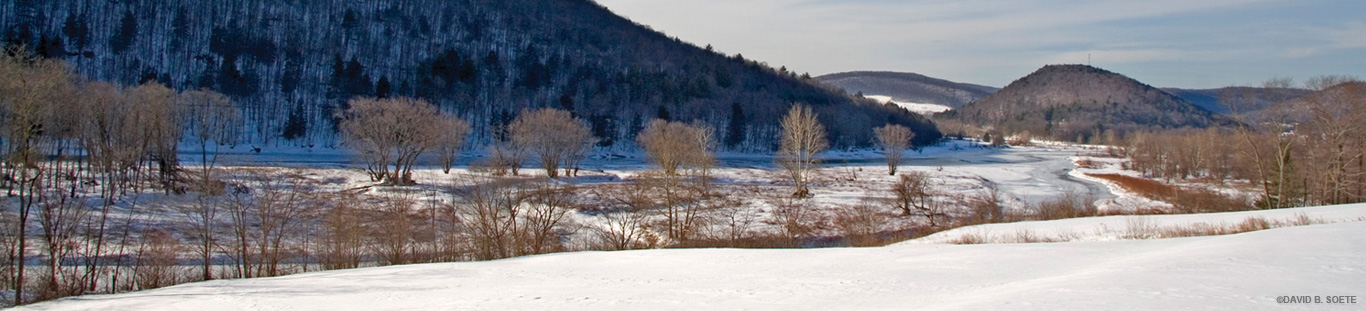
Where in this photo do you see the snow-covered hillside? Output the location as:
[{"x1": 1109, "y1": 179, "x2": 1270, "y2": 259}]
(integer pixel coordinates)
[
  {"x1": 18, "y1": 204, "x2": 1365, "y2": 311},
  {"x1": 865, "y1": 95, "x2": 953, "y2": 115}
]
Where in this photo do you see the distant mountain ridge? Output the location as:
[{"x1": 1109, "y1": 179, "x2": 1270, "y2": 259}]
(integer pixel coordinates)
[
  {"x1": 1263, "y1": 81, "x2": 1365, "y2": 122},
  {"x1": 940, "y1": 64, "x2": 1220, "y2": 141},
  {"x1": 1163, "y1": 87, "x2": 1311, "y2": 114},
  {"x1": 816, "y1": 71, "x2": 998, "y2": 108}
]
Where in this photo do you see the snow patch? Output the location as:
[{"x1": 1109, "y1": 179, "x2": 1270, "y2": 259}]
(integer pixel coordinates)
[{"x1": 864, "y1": 95, "x2": 952, "y2": 115}]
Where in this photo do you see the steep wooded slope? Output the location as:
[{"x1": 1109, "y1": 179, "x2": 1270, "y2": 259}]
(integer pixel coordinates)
[
  {"x1": 1, "y1": 0, "x2": 939, "y2": 150},
  {"x1": 940, "y1": 65, "x2": 1217, "y2": 141}
]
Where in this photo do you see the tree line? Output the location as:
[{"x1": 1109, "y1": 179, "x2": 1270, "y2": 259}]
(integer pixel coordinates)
[
  {"x1": 0, "y1": 0, "x2": 940, "y2": 151},
  {"x1": 1121, "y1": 77, "x2": 1365, "y2": 209},
  {"x1": 0, "y1": 42, "x2": 933, "y2": 305}
]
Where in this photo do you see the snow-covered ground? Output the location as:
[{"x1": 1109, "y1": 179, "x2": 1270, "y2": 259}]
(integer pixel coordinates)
[
  {"x1": 907, "y1": 203, "x2": 1366, "y2": 244},
  {"x1": 197, "y1": 140, "x2": 1123, "y2": 240},
  {"x1": 18, "y1": 204, "x2": 1365, "y2": 311}
]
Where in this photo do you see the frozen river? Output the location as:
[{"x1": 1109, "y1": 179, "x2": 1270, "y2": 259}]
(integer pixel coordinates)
[{"x1": 195, "y1": 140, "x2": 1115, "y2": 206}]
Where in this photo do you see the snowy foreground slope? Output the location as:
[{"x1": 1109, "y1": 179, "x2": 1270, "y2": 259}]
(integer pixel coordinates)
[{"x1": 19, "y1": 205, "x2": 1366, "y2": 311}]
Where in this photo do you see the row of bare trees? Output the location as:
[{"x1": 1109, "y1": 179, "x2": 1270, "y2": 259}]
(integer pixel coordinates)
[
  {"x1": 1126, "y1": 77, "x2": 1365, "y2": 208},
  {"x1": 0, "y1": 46, "x2": 248, "y2": 305},
  {"x1": 2, "y1": 46, "x2": 937, "y2": 305},
  {"x1": 335, "y1": 100, "x2": 610, "y2": 185}
]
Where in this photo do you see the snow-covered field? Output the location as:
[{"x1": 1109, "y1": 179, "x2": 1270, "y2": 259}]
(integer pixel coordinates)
[
  {"x1": 11, "y1": 139, "x2": 1365, "y2": 310},
  {"x1": 17, "y1": 204, "x2": 1365, "y2": 311},
  {"x1": 863, "y1": 95, "x2": 953, "y2": 115},
  {"x1": 191, "y1": 140, "x2": 1123, "y2": 241}
]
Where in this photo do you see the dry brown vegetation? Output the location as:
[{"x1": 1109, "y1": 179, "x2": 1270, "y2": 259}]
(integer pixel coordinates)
[
  {"x1": 1124, "y1": 78, "x2": 1365, "y2": 209},
  {"x1": 1086, "y1": 173, "x2": 1250, "y2": 213},
  {"x1": 946, "y1": 214, "x2": 1333, "y2": 245},
  {"x1": 1124, "y1": 214, "x2": 1327, "y2": 240}
]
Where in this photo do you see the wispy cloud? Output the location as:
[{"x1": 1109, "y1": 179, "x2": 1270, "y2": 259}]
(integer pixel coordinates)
[{"x1": 597, "y1": 0, "x2": 1366, "y2": 88}]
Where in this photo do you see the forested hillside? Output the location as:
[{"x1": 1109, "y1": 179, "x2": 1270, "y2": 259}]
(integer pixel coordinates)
[
  {"x1": 939, "y1": 65, "x2": 1219, "y2": 142},
  {"x1": 1162, "y1": 87, "x2": 1310, "y2": 114},
  {"x1": 816, "y1": 71, "x2": 998, "y2": 108},
  {"x1": 0, "y1": 0, "x2": 939, "y2": 150}
]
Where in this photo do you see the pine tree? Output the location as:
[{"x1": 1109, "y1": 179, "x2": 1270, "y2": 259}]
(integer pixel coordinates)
[
  {"x1": 725, "y1": 102, "x2": 746, "y2": 148},
  {"x1": 282, "y1": 103, "x2": 309, "y2": 140},
  {"x1": 62, "y1": 12, "x2": 90, "y2": 50},
  {"x1": 376, "y1": 76, "x2": 391, "y2": 99},
  {"x1": 170, "y1": 8, "x2": 189, "y2": 51},
  {"x1": 656, "y1": 106, "x2": 671, "y2": 121},
  {"x1": 110, "y1": 9, "x2": 138, "y2": 54}
]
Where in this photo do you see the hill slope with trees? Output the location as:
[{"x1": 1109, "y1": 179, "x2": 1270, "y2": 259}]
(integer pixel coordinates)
[
  {"x1": 1162, "y1": 87, "x2": 1310, "y2": 114},
  {"x1": 938, "y1": 65, "x2": 1219, "y2": 142},
  {"x1": 816, "y1": 71, "x2": 998, "y2": 108},
  {"x1": 0, "y1": 0, "x2": 939, "y2": 150}
]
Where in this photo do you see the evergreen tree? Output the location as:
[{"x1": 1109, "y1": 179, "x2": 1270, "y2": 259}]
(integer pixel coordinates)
[
  {"x1": 330, "y1": 54, "x2": 345, "y2": 99},
  {"x1": 282, "y1": 103, "x2": 309, "y2": 140},
  {"x1": 62, "y1": 12, "x2": 90, "y2": 50},
  {"x1": 590, "y1": 114, "x2": 616, "y2": 147},
  {"x1": 36, "y1": 34, "x2": 66, "y2": 58},
  {"x1": 656, "y1": 106, "x2": 671, "y2": 121},
  {"x1": 110, "y1": 9, "x2": 138, "y2": 54},
  {"x1": 376, "y1": 76, "x2": 392, "y2": 99},
  {"x1": 559, "y1": 93, "x2": 574, "y2": 112},
  {"x1": 281, "y1": 51, "x2": 303, "y2": 94},
  {"x1": 725, "y1": 102, "x2": 747, "y2": 148}
]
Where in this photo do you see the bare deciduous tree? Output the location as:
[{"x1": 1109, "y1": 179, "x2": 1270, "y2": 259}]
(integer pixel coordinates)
[
  {"x1": 126, "y1": 82, "x2": 183, "y2": 189},
  {"x1": 637, "y1": 120, "x2": 715, "y2": 176},
  {"x1": 763, "y1": 190, "x2": 811, "y2": 246},
  {"x1": 318, "y1": 191, "x2": 366, "y2": 270},
  {"x1": 635, "y1": 172, "x2": 709, "y2": 244},
  {"x1": 873, "y1": 124, "x2": 914, "y2": 176},
  {"x1": 777, "y1": 104, "x2": 827, "y2": 197},
  {"x1": 434, "y1": 117, "x2": 472, "y2": 174},
  {"x1": 486, "y1": 142, "x2": 525, "y2": 176},
  {"x1": 1299, "y1": 77, "x2": 1364, "y2": 205},
  {"x1": 454, "y1": 178, "x2": 525, "y2": 260},
  {"x1": 589, "y1": 183, "x2": 658, "y2": 250},
  {"x1": 0, "y1": 46, "x2": 75, "y2": 305},
  {"x1": 453, "y1": 177, "x2": 576, "y2": 260},
  {"x1": 370, "y1": 193, "x2": 416, "y2": 265},
  {"x1": 522, "y1": 180, "x2": 576, "y2": 254},
  {"x1": 132, "y1": 230, "x2": 182, "y2": 290},
  {"x1": 179, "y1": 89, "x2": 240, "y2": 186},
  {"x1": 223, "y1": 170, "x2": 317, "y2": 278},
  {"x1": 892, "y1": 171, "x2": 948, "y2": 227},
  {"x1": 338, "y1": 97, "x2": 469, "y2": 185},
  {"x1": 509, "y1": 108, "x2": 593, "y2": 178},
  {"x1": 176, "y1": 195, "x2": 221, "y2": 281},
  {"x1": 834, "y1": 200, "x2": 887, "y2": 246}
]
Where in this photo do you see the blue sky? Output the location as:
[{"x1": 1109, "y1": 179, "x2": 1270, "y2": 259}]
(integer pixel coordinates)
[{"x1": 595, "y1": 0, "x2": 1366, "y2": 89}]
